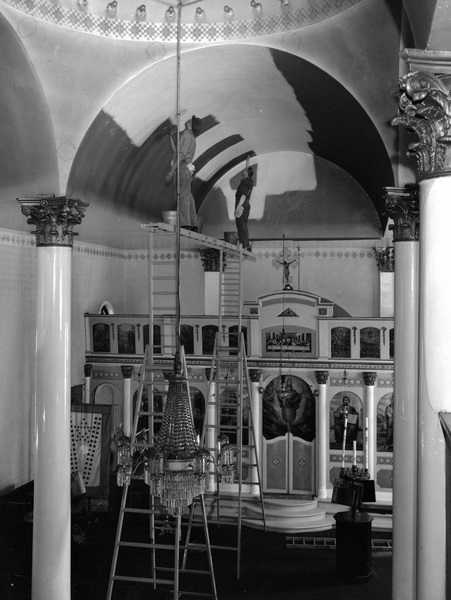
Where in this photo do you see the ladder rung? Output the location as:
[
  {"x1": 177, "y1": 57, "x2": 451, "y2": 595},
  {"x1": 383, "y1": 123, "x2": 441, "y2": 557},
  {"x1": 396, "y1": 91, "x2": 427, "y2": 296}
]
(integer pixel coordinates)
[{"x1": 113, "y1": 575, "x2": 175, "y2": 585}]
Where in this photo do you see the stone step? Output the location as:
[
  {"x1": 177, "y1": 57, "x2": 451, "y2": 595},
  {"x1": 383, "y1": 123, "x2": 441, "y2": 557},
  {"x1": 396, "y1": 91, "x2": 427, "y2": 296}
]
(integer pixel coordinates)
[
  {"x1": 244, "y1": 500, "x2": 325, "y2": 521},
  {"x1": 243, "y1": 515, "x2": 335, "y2": 534},
  {"x1": 200, "y1": 495, "x2": 392, "y2": 534}
]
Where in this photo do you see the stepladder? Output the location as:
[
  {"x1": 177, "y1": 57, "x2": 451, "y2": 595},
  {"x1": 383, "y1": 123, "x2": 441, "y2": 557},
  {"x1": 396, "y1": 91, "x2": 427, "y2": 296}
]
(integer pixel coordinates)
[
  {"x1": 106, "y1": 346, "x2": 218, "y2": 600},
  {"x1": 199, "y1": 332, "x2": 267, "y2": 579}
]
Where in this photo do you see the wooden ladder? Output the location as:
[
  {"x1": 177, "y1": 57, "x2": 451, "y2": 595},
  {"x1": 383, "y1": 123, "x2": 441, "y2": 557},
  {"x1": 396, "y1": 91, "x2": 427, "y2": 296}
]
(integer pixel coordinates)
[{"x1": 106, "y1": 347, "x2": 217, "y2": 600}]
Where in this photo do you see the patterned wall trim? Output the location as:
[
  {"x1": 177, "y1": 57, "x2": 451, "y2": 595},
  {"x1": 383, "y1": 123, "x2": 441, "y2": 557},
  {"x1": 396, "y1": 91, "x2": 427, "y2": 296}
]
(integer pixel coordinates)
[
  {"x1": 4, "y1": 0, "x2": 361, "y2": 42},
  {"x1": 0, "y1": 229, "x2": 35, "y2": 248},
  {"x1": 92, "y1": 367, "x2": 122, "y2": 379},
  {"x1": 0, "y1": 231, "x2": 378, "y2": 265},
  {"x1": 377, "y1": 455, "x2": 393, "y2": 466},
  {"x1": 86, "y1": 354, "x2": 394, "y2": 371},
  {"x1": 330, "y1": 376, "x2": 363, "y2": 387}
]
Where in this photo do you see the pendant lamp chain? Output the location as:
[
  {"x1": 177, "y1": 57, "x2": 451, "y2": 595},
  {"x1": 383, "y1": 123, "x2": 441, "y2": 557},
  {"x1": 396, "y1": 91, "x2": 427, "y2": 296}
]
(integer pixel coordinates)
[{"x1": 175, "y1": 0, "x2": 182, "y2": 358}]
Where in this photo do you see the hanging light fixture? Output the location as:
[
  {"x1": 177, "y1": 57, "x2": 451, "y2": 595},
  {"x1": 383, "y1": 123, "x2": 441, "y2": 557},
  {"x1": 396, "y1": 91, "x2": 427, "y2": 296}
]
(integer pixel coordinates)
[
  {"x1": 217, "y1": 433, "x2": 235, "y2": 483},
  {"x1": 116, "y1": 433, "x2": 132, "y2": 486},
  {"x1": 142, "y1": 0, "x2": 213, "y2": 516}
]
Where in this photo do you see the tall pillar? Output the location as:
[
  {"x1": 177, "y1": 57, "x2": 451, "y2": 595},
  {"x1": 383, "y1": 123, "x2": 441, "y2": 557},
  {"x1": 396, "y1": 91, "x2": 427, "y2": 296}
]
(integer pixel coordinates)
[
  {"x1": 199, "y1": 249, "x2": 220, "y2": 316},
  {"x1": 392, "y1": 62, "x2": 451, "y2": 600},
  {"x1": 249, "y1": 369, "x2": 262, "y2": 495},
  {"x1": 84, "y1": 363, "x2": 92, "y2": 404},
  {"x1": 385, "y1": 186, "x2": 419, "y2": 600},
  {"x1": 315, "y1": 370, "x2": 329, "y2": 499},
  {"x1": 18, "y1": 196, "x2": 88, "y2": 600},
  {"x1": 375, "y1": 246, "x2": 394, "y2": 317},
  {"x1": 205, "y1": 368, "x2": 217, "y2": 492},
  {"x1": 363, "y1": 372, "x2": 377, "y2": 483},
  {"x1": 121, "y1": 365, "x2": 134, "y2": 437}
]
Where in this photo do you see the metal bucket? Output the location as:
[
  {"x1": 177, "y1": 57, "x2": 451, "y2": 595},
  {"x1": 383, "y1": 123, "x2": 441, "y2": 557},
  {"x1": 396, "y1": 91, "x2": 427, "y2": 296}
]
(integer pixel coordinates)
[
  {"x1": 224, "y1": 231, "x2": 238, "y2": 245},
  {"x1": 162, "y1": 211, "x2": 177, "y2": 225}
]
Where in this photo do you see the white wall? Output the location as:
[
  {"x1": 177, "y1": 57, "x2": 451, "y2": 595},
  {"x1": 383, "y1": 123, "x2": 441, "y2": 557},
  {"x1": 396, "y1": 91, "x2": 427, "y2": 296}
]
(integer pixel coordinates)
[
  {"x1": 0, "y1": 229, "x2": 380, "y2": 495},
  {"x1": 0, "y1": 230, "x2": 36, "y2": 493}
]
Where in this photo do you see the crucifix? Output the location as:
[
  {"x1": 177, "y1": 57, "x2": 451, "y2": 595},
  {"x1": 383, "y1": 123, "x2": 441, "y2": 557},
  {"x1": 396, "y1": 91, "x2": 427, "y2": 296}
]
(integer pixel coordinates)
[{"x1": 273, "y1": 241, "x2": 299, "y2": 290}]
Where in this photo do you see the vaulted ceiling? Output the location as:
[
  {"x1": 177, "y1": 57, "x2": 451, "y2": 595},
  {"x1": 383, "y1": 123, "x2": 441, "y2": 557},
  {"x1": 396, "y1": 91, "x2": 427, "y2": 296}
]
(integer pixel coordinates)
[{"x1": 0, "y1": 0, "x2": 448, "y2": 249}]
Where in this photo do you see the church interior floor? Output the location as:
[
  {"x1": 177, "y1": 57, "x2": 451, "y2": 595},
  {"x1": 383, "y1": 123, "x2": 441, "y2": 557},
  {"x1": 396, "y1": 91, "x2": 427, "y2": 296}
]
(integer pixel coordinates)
[{"x1": 0, "y1": 480, "x2": 392, "y2": 600}]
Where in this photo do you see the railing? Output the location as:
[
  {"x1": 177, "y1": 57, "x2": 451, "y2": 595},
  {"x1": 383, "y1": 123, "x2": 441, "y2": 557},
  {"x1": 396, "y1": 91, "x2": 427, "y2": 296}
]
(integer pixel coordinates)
[{"x1": 84, "y1": 314, "x2": 394, "y2": 361}]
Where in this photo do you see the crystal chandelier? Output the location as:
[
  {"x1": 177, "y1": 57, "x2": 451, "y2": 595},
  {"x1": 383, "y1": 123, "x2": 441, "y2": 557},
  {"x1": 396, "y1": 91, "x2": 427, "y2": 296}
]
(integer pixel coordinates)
[
  {"x1": 116, "y1": 433, "x2": 132, "y2": 487},
  {"x1": 116, "y1": 0, "x2": 235, "y2": 514},
  {"x1": 142, "y1": 355, "x2": 211, "y2": 515}
]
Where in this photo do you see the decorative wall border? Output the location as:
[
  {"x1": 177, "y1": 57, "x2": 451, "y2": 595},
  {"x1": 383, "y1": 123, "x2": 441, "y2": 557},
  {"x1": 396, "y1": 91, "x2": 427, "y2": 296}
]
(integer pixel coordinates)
[
  {"x1": 0, "y1": 228, "x2": 35, "y2": 248},
  {"x1": 0, "y1": 229, "x2": 378, "y2": 265},
  {"x1": 4, "y1": 0, "x2": 361, "y2": 42}
]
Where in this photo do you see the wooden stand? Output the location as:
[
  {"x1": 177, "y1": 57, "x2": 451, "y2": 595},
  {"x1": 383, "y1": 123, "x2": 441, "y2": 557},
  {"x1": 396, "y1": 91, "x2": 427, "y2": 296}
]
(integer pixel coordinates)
[
  {"x1": 334, "y1": 509, "x2": 374, "y2": 581},
  {"x1": 333, "y1": 474, "x2": 375, "y2": 582}
]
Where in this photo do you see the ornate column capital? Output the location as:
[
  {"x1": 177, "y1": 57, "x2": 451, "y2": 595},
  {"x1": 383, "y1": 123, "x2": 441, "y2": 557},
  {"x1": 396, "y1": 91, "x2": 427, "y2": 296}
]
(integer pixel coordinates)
[
  {"x1": 363, "y1": 372, "x2": 377, "y2": 386},
  {"x1": 249, "y1": 369, "x2": 262, "y2": 383},
  {"x1": 121, "y1": 365, "x2": 134, "y2": 379},
  {"x1": 392, "y1": 70, "x2": 451, "y2": 179},
  {"x1": 315, "y1": 370, "x2": 329, "y2": 385},
  {"x1": 384, "y1": 186, "x2": 419, "y2": 242},
  {"x1": 205, "y1": 368, "x2": 217, "y2": 380},
  {"x1": 375, "y1": 247, "x2": 395, "y2": 272},
  {"x1": 84, "y1": 364, "x2": 93, "y2": 378},
  {"x1": 199, "y1": 248, "x2": 221, "y2": 272},
  {"x1": 17, "y1": 196, "x2": 89, "y2": 247}
]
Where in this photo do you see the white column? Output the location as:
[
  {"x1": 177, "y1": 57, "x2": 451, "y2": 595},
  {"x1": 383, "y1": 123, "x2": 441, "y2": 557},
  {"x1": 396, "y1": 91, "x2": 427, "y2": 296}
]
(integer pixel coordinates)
[
  {"x1": 206, "y1": 378, "x2": 217, "y2": 492},
  {"x1": 84, "y1": 364, "x2": 92, "y2": 403},
  {"x1": 375, "y1": 246, "x2": 395, "y2": 317},
  {"x1": 385, "y1": 187, "x2": 419, "y2": 600},
  {"x1": 390, "y1": 60, "x2": 451, "y2": 600},
  {"x1": 315, "y1": 371, "x2": 329, "y2": 499},
  {"x1": 363, "y1": 372, "x2": 377, "y2": 483},
  {"x1": 417, "y1": 176, "x2": 451, "y2": 600},
  {"x1": 32, "y1": 246, "x2": 72, "y2": 600},
  {"x1": 18, "y1": 196, "x2": 89, "y2": 600},
  {"x1": 249, "y1": 371, "x2": 262, "y2": 496},
  {"x1": 204, "y1": 271, "x2": 220, "y2": 315},
  {"x1": 121, "y1": 366, "x2": 133, "y2": 437}
]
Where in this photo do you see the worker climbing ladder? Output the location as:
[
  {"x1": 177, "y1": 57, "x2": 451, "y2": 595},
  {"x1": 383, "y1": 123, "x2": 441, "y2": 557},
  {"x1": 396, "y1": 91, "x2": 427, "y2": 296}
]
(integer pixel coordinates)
[{"x1": 107, "y1": 224, "x2": 264, "y2": 597}]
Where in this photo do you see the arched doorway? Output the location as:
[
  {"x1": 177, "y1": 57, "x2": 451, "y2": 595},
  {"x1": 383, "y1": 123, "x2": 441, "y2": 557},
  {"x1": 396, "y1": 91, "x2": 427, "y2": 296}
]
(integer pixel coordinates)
[{"x1": 262, "y1": 374, "x2": 316, "y2": 494}]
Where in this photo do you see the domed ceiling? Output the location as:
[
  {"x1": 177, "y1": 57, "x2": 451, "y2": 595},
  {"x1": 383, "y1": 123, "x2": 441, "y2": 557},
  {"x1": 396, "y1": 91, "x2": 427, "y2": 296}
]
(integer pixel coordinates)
[{"x1": 1, "y1": 0, "x2": 443, "y2": 249}]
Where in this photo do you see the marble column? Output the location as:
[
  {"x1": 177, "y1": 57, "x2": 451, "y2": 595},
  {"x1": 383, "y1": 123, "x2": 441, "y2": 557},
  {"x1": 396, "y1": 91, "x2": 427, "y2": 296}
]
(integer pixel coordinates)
[
  {"x1": 315, "y1": 370, "x2": 329, "y2": 499},
  {"x1": 121, "y1": 365, "x2": 134, "y2": 437},
  {"x1": 385, "y1": 186, "x2": 419, "y2": 600},
  {"x1": 18, "y1": 196, "x2": 88, "y2": 600},
  {"x1": 363, "y1": 372, "x2": 377, "y2": 483},
  {"x1": 249, "y1": 369, "x2": 262, "y2": 495},
  {"x1": 392, "y1": 60, "x2": 451, "y2": 600},
  {"x1": 199, "y1": 249, "x2": 221, "y2": 316},
  {"x1": 374, "y1": 246, "x2": 394, "y2": 317},
  {"x1": 205, "y1": 368, "x2": 217, "y2": 492},
  {"x1": 84, "y1": 363, "x2": 93, "y2": 404}
]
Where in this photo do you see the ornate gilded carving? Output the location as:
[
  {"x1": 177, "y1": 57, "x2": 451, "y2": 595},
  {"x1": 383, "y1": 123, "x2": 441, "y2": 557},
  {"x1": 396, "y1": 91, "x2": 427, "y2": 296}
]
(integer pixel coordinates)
[
  {"x1": 384, "y1": 186, "x2": 419, "y2": 242},
  {"x1": 363, "y1": 372, "x2": 377, "y2": 386},
  {"x1": 375, "y1": 247, "x2": 394, "y2": 272},
  {"x1": 315, "y1": 370, "x2": 329, "y2": 385},
  {"x1": 17, "y1": 196, "x2": 89, "y2": 247},
  {"x1": 392, "y1": 71, "x2": 451, "y2": 178},
  {"x1": 121, "y1": 365, "x2": 134, "y2": 379}
]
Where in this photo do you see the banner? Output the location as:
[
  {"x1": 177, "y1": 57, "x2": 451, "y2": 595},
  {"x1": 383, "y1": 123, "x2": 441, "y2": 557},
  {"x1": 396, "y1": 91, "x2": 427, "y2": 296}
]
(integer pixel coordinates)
[{"x1": 70, "y1": 403, "x2": 112, "y2": 498}]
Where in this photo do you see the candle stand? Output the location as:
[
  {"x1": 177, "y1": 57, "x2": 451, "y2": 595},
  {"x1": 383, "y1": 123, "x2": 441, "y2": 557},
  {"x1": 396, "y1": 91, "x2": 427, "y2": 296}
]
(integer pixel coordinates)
[{"x1": 332, "y1": 468, "x2": 376, "y2": 582}]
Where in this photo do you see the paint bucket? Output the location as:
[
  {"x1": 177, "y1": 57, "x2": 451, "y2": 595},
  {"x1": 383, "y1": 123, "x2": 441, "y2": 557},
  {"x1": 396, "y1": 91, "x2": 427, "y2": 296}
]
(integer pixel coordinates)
[
  {"x1": 224, "y1": 231, "x2": 239, "y2": 245},
  {"x1": 162, "y1": 211, "x2": 177, "y2": 226}
]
